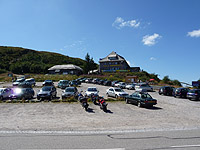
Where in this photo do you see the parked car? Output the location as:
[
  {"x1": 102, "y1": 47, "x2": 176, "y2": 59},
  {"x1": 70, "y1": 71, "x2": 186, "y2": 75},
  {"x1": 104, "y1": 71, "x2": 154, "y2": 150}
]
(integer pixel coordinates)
[
  {"x1": 187, "y1": 89, "x2": 200, "y2": 100},
  {"x1": 85, "y1": 78, "x2": 93, "y2": 83},
  {"x1": 37, "y1": 86, "x2": 57, "y2": 101},
  {"x1": 111, "y1": 81, "x2": 119, "y2": 87},
  {"x1": 98, "y1": 79, "x2": 106, "y2": 85},
  {"x1": 135, "y1": 83, "x2": 153, "y2": 92},
  {"x1": 103, "y1": 80, "x2": 111, "y2": 86},
  {"x1": 125, "y1": 83, "x2": 137, "y2": 90},
  {"x1": 85, "y1": 87, "x2": 99, "y2": 97},
  {"x1": 159, "y1": 86, "x2": 175, "y2": 96},
  {"x1": 13, "y1": 78, "x2": 25, "y2": 86},
  {"x1": 69, "y1": 80, "x2": 79, "y2": 86},
  {"x1": 174, "y1": 88, "x2": 190, "y2": 98},
  {"x1": 62, "y1": 87, "x2": 78, "y2": 99},
  {"x1": 106, "y1": 87, "x2": 128, "y2": 98},
  {"x1": 58, "y1": 80, "x2": 69, "y2": 89},
  {"x1": 9, "y1": 87, "x2": 34, "y2": 100},
  {"x1": 0, "y1": 88, "x2": 13, "y2": 101},
  {"x1": 125, "y1": 91, "x2": 157, "y2": 108},
  {"x1": 42, "y1": 80, "x2": 54, "y2": 86},
  {"x1": 25, "y1": 78, "x2": 36, "y2": 86},
  {"x1": 115, "y1": 82, "x2": 126, "y2": 89},
  {"x1": 92, "y1": 78, "x2": 100, "y2": 84}
]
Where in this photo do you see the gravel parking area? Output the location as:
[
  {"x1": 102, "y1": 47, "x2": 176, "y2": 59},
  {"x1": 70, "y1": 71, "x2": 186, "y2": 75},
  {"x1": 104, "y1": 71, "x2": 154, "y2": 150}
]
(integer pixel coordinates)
[{"x1": 0, "y1": 82, "x2": 200, "y2": 131}]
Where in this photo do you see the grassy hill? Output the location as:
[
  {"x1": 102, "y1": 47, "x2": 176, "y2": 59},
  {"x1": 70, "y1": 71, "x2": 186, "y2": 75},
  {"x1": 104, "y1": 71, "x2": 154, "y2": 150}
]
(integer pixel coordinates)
[{"x1": 0, "y1": 46, "x2": 87, "y2": 74}]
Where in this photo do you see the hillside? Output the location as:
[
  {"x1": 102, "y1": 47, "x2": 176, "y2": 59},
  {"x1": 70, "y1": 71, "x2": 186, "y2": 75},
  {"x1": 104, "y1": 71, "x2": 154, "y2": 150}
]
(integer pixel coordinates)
[{"x1": 0, "y1": 46, "x2": 87, "y2": 74}]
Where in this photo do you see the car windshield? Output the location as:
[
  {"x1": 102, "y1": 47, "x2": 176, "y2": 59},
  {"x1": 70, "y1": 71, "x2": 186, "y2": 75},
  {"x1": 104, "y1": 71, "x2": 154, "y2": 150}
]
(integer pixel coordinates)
[
  {"x1": 140, "y1": 93, "x2": 152, "y2": 99},
  {"x1": 88, "y1": 88, "x2": 97, "y2": 92},
  {"x1": 115, "y1": 88, "x2": 124, "y2": 92},
  {"x1": 65, "y1": 88, "x2": 75, "y2": 92},
  {"x1": 0, "y1": 89, "x2": 3, "y2": 93},
  {"x1": 62, "y1": 81, "x2": 68, "y2": 84},
  {"x1": 16, "y1": 78, "x2": 25, "y2": 82},
  {"x1": 45, "y1": 80, "x2": 52, "y2": 82},
  {"x1": 42, "y1": 86, "x2": 52, "y2": 91}
]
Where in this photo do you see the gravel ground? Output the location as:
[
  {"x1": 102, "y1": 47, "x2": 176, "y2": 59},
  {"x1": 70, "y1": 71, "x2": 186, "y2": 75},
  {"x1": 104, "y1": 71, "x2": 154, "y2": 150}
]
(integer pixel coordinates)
[{"x1": 0, "y1": 82, "x2": 200, "y2": 131}]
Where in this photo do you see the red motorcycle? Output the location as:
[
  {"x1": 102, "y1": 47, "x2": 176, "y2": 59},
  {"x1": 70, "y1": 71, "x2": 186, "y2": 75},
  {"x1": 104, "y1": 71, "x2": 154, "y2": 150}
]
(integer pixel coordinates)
[{"x1": 98, "y1": 97, "x2": 108, "y2": 112}]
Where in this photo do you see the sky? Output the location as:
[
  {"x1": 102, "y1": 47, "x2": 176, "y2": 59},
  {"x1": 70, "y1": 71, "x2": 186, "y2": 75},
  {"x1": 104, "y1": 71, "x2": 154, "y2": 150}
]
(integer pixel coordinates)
[{"x1": 0, "y1": 0, "x2": 200, "y2": 84}]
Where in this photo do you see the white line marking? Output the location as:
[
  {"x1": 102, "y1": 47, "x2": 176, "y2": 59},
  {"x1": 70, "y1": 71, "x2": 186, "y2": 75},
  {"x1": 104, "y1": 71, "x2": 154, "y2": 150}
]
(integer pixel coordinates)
[
  {"x1": 171, "y1": 145, "x2": 200, "y2": 148},
  {"x1": 17, "y1": 149, "x2": 125, "y2": 150},
  {"x1": 0, "y1": 127, "x2": 199, "y2": 135}
]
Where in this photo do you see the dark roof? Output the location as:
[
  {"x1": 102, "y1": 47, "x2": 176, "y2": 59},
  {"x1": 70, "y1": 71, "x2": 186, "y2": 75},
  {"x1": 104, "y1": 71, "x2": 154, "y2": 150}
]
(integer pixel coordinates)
[{"x1": 99, "y1": 51, "x2": 126, "y2": 62}]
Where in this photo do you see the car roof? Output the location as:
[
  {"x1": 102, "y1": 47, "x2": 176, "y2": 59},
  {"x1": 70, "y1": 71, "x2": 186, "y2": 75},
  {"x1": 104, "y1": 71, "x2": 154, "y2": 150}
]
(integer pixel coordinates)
[{"x1": 88, "y1": 87, "x2": 97, "y2": 89}]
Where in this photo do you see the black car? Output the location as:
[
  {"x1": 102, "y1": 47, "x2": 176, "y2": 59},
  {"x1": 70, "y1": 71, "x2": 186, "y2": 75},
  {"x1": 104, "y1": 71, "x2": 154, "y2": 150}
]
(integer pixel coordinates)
[
  {"x1": 125, "y1": 91, "x2": 157, "y2": 108},
  {"x1": 42, "y1": 80, "x2": 54, "y2": 86},
  {"x1": 69, "y1": 80, "x2": 79, "y2": 86},
  {"x1": 9, "y1": 87, "x2": 34, "y2": 100},
  {"x1": 97, "y1": 79, "x2": 105, "y2": 85},
  {"x1": 103, "y1": 80, "x2": 111, "y2": 86},
  {"x1": 37, "y1": 86, "x2": 57, "y2": 100},
  {"x1": 159, "y1": 86, "x2": 175, "y2": 96},
  {"x1": 187, "y1": 89, "x2": 200, "y2": 100},
  {"x1": 174, "y1": 88, "x2": 190, "y2": 98}
]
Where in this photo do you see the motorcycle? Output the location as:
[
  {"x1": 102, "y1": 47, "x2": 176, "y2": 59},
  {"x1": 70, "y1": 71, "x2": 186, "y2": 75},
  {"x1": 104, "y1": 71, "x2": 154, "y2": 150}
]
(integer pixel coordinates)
[
  {"x1": 98, "y1": 97, "x2": 108, "y2": 112},
  {"x1": 78, "y1": 92, "x2": 89, "y2": 111},
  {"x1": 90, "y1": 93, "x2": 99, "y2": 105}
]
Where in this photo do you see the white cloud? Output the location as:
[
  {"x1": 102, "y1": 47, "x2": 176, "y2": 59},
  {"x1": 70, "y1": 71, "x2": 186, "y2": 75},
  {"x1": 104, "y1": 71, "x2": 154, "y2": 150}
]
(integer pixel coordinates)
[
  {"x1": 142, "y1": 33, "x2": 162, "y2": 46},
  {"x1": 187, "y1": 29, "x2": 200, "y2": 37},
  {"x1": 150, "y1": 57, "x2": 156, "y2": 61},
  {"x1": 112, "y1": 17, "x2": 140, "y2": 29}
]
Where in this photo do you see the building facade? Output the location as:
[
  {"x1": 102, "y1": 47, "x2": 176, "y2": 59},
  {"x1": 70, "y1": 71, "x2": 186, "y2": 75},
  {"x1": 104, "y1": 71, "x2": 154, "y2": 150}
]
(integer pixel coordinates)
[
  {"x1": 48, "y1": 64, "x2": 83, "y2": 75},
  {"x1": 99, "y1": 51, "x2": 140, "y2": 73}
]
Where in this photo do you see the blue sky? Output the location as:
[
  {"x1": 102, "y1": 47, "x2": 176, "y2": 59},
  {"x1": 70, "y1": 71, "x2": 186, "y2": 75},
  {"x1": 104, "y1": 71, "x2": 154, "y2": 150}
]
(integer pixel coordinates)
[{"x1": 0, "y1": 0, "x2": 200, "y2": 84}]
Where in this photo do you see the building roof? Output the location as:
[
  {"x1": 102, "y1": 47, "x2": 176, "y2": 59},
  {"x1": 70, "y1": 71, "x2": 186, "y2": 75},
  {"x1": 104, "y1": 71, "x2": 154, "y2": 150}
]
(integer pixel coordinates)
[
  {"x1": 99, "y1": 51, "x2": 126, "y2": 62},
  {"x1": 48, "y1": 64, "x2": 83, "y2": 71}
]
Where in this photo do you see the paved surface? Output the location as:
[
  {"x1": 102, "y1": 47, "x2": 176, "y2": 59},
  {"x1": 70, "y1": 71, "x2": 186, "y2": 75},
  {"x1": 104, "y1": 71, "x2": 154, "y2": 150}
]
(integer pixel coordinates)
[{"x1": 0, "y1": 129, "x2": 200, "y2": 150}]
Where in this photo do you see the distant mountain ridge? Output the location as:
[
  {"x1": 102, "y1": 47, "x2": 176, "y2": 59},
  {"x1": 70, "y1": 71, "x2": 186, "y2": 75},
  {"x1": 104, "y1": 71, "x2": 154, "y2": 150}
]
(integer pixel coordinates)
[{"x1": 0, "y1": 46, "x2": 86, "y2": 74}]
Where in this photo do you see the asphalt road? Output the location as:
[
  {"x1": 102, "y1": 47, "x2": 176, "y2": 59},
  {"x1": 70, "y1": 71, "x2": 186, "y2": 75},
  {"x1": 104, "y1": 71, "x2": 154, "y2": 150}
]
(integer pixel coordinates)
[{"x1": 1, "y1": 129, "x2": 200, "y2": 150}]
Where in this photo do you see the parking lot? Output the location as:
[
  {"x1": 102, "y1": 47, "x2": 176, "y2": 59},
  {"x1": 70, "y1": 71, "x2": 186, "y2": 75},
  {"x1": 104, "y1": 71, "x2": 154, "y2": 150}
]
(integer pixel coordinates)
[{"x1": 0, "y1": 82, "x2": 200, "y2": 131}]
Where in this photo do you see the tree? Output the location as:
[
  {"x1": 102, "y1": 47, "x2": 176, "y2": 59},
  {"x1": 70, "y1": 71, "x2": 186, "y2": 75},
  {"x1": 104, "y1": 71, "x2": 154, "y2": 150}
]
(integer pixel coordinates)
[
  {"x1": 162, "y1": 76, "x2": 170, "y2": 84},
  {"x1": 83, "y1": 53, "x2": 97, "y2": 74}
]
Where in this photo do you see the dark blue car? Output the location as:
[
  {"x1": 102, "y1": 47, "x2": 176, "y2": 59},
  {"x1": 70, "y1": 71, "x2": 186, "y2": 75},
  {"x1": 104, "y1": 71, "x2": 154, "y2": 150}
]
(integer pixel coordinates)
[{"x1": 187, "y1": 89, "x2": 200, "y2": 101}]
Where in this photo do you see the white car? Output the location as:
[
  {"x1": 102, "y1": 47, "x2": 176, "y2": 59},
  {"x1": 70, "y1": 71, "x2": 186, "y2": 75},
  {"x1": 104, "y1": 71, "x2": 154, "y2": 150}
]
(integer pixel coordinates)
[
  {"x1": 114, "y1": 82, "x2": 126, "y2": 89},
  {"x1": 85, "y1": 87, "x2": 99, "y2": 97},
  {"x1": 106, "y1": 87, "x2": 128, "y2": 98},
  {"x1": 135, "y1": 83, "x2": 153, "y2": 92},
  {"x1": 125, "y1": 83, "x2": 137, "y2": 90}
]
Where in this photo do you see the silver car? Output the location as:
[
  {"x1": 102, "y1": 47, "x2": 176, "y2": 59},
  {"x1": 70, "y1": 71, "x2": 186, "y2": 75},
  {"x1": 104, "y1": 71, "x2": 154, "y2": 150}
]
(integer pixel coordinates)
[
  {"x1": 62, "y1": 87, "x2": 78, "y2": 99},
  {"x1": 106, "y1": 87, "x2": 128, "y2": 98},
  {"x1": 135, "y1": 83, "x2": 153, "y2": 92},
  {"x1": 0, "y1": 88, "x2": 13, "y2": 101}
]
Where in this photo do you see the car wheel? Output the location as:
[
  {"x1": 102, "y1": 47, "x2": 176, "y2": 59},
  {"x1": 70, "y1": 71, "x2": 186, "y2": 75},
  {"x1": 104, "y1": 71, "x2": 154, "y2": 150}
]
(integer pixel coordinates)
[
  {"x1": 37, "y1": 96, "x2": 40, "y2": 100},
  {"x1": 125, "y1": 98, "x2": 129, "y2": 104},
  {"x1": 106, "y1": 93, "x2": 109, "y2": 97},
  {"x1": 0, "y1": 96, "x2": 3, "y2": 101},
  {"x1": 115, "y1": 94, "x2": 118, "y2": 99},
  {"x1": 137, "y1": 102, "x2": 142, "y2": 107},
  {"x1": 49, "y1": 95, "x2": 53, "y2": 101}
]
